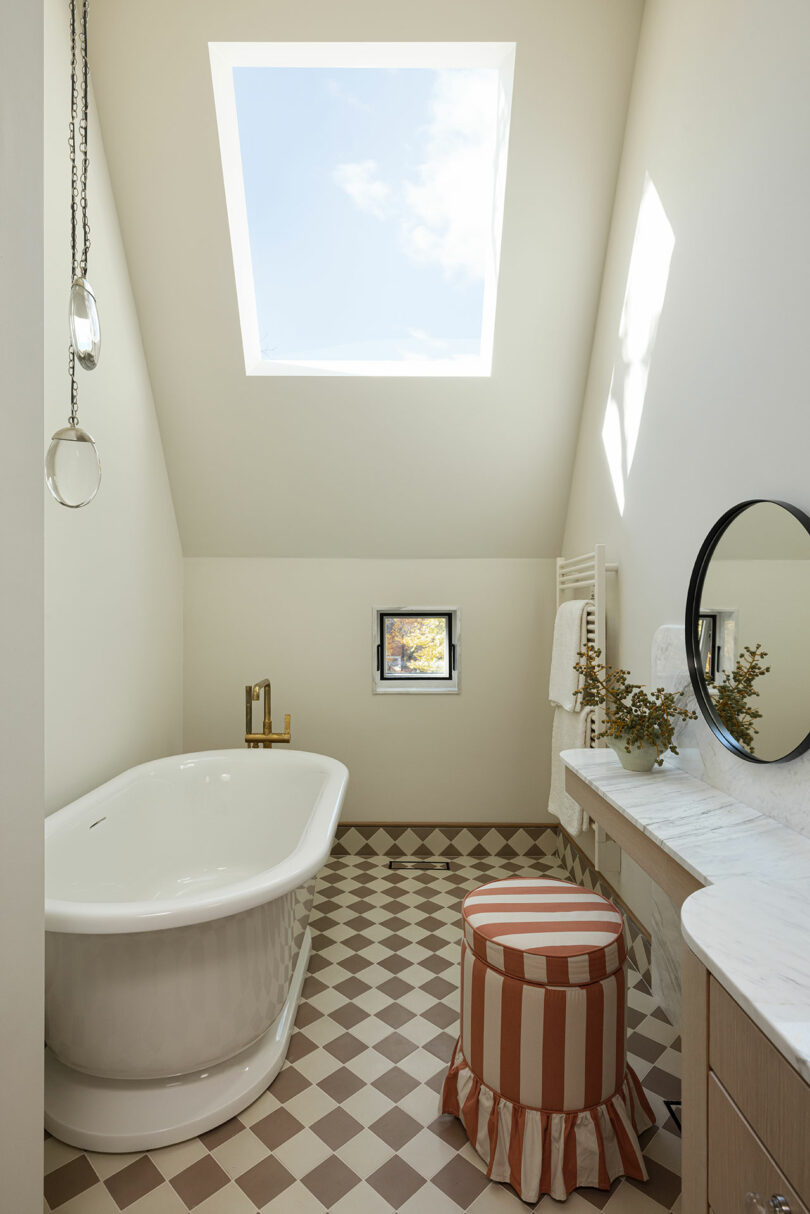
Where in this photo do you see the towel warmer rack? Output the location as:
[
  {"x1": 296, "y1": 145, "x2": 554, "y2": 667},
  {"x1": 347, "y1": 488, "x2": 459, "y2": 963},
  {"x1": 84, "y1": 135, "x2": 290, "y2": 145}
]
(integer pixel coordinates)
[
  {"x1": 555, "y1": 545, "x2": 617, "y2": 747},
  {"x1": 556, "y1": 545, "x2": 620, "y2": 873}
]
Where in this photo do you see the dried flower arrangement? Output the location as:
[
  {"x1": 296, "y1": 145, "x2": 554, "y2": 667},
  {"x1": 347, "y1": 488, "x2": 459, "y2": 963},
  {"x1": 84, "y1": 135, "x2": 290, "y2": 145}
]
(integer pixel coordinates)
[
  {"x1": 707, "y1": 643, "x2": 770, "y2": 753},
  {"x1": 573, "y1": 646, "x2": 698, "y2": 767}
]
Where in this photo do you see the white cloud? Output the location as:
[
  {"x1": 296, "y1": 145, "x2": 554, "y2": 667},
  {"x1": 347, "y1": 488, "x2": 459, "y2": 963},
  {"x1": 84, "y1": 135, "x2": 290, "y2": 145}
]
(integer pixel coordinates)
[
  {"x1": 333, "y1": 160, "x2": 391, "y2": 219},
  {"x1": 401, "y1": 70, "x2": 500, "y2": 281},
  {"x1": 325, "y1": 78, "x2": 369, "y2": 112},
  {"x1": 406, "y1": 328, "x2": 449, "y2": 351},
  {"x1": 332, "y1": 70, "x2": 505, "y2": 281}
]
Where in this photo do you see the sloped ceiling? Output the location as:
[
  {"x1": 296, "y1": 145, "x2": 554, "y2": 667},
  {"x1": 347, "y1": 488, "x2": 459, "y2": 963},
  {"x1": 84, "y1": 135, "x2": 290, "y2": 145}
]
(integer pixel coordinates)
[{"x1": 91, "y1": 0, "x2": 642, "y2": 557}]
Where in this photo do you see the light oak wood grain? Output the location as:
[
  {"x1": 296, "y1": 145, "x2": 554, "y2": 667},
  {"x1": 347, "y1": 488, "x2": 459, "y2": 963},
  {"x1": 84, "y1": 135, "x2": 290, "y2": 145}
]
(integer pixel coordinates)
[
  {"x1": 710, "y1": 979, "x2": 810, "y2": 1204},
  {"x1": 708, "y1": 1075, "x2": 808, "y2": 1214},
  {"x1": 683, "y1": 944, "x2": 710, "y2": 1213}
]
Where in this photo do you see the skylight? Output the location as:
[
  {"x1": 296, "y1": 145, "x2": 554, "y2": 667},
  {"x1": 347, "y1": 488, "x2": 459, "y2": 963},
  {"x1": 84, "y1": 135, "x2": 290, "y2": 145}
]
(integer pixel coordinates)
[{"x1": 209, "y1": 43, "x2": 516, "y2": 377}]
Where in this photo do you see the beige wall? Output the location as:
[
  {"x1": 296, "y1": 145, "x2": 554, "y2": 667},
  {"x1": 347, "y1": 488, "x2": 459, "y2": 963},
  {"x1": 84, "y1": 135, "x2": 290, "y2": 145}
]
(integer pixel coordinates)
[
  {"x1": 561, "y1": 0, "x2": 810, "y2": 914},
  {"x1": 0, "y1": 3, "x2": 45, "y2": 1208},
  {"x1": 184, "y1": 559, "x2": 556, "y2": 822},
  {"x1": 90, "y1": 0, "x2": 643, "y2": 562},
  {"x1": 44, "y1": 0, "x2": 184, "y2": 812}
]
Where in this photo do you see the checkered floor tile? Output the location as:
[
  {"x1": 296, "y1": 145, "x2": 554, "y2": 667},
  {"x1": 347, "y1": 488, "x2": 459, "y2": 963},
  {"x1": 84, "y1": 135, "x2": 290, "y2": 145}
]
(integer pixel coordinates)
[{"x1": 44, "y1": 853, "x2": 681, "y2": 1212}]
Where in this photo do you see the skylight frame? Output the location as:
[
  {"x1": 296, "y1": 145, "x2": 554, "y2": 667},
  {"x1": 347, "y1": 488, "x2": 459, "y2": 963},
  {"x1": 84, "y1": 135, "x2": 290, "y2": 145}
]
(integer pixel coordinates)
[{"x1": 209, "y1": 41, "x2": 516, "y2": 378}]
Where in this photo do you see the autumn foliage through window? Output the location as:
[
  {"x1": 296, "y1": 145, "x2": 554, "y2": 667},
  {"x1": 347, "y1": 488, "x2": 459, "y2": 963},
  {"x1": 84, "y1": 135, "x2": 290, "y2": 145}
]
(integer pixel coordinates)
[{"x1": 382, "y1": 614, "x2": 450, "y2": 679}]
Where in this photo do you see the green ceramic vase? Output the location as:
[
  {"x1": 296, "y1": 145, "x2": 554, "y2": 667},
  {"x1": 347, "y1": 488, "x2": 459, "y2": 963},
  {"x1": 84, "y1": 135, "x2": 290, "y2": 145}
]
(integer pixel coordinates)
[{"x1": 605, "y1": 733, "x2": 661, "y2": 773}]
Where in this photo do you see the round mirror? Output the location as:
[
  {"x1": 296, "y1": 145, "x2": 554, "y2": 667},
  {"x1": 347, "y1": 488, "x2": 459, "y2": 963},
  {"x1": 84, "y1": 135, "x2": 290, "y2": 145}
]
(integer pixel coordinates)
[{"x1": 686, "y1": 500, "x2": 810, "y2": 763}]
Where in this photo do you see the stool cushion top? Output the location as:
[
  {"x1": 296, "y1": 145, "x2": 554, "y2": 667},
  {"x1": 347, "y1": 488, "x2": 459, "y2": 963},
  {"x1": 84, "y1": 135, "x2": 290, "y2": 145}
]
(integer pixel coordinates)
[{"x1": 462, "y1": 877, "x2": 626, "y2": 986}]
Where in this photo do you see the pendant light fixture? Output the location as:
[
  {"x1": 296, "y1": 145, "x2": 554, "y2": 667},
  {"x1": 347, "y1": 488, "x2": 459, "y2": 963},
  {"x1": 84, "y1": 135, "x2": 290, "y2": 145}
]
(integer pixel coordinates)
[{"x1": 46, "y1": 0, "x2": 101, "y2": 509}]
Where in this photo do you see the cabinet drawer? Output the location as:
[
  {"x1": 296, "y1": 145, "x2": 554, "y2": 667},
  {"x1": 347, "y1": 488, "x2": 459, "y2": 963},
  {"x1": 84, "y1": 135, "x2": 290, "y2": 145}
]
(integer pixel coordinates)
[
  {"x1": 710, "y1": 978, "x2": 810, "y2": 1201},
  {"x1": 708, "y1": 1076, "x2": 808, "y2": 1214}
]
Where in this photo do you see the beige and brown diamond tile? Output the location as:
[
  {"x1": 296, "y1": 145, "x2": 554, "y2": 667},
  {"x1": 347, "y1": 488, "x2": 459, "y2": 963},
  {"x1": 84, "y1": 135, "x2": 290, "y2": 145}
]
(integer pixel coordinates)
[
  {"x1": 301, "y1": 1155, "x2": 360, "y2": 1206},
  {"x1": 235, "y1": 1154, "x2": 296, "y2": 1208},
  {"x1": 209, "y1": 1128, "x2": 269, "y2": 1181},
  {"x1": 643, "y1": 1128, "x2": 681, "y2": 1177},
  {"x1": 466, "y1": 1178, "x2": 534, "y2": 1210},
  {"x1": 121, "y1": 1184, "x2": 188, "y2": 1214},
  {"x1": 262, "y1": 1179, "x2": 331, "y2": 1212},
  {"x1": 398, "y1": 1126, "x2": 460, "y2": 1179},
  {"x1": 344, "y1": 1047, "x2": 393, "y2": 1085},
  {"x1": 293, "y1": 1045, "x2": 344, "y2": 1086},
  {"x1": 237, "y1": 1089, "x2": 280, "y2": 1127},
  {"x1": 147, "y1": 1137, "x2": 208, "y2": 1182},
  {"x1": 168, "y1": 1155, "x2": 228, "y2": 1210},
  {"x1": 270, "y1": 1126, "x2": 333, "y2": 1180},
  {"x1": 280, "y1": 1083, "x2": 336, "y2": 1126},
  {"x1": 48, "y1": 1183, "x2": 120, "y2": 1214},
  {"x1": 82, "y1": 1153, "x2": 143, "y2": 1182},
  {"x1": 330, "y1": 1178, "x2": 397, "y2": 1213},
  {"x1": 399, "y1": 1182, "x2": 468, "y2": 1214},
  {"x1": 44, "y1": 1137, "x2": 85, "y2": 1176},
  {"x1": 191, "y1": 1182, "x2": 259, "y2": 1214},
  {"x1": 341, "y1": 1083, "x2": 396, "y2": 1127},
  {"x1": 367, "y1": 1154, "x2": 426, "y2": 1207},
  {"x1": 333, "y1": 1126, "x2": 395, "y2": 1181},
  {"x1": 44, "y1": 842, "x2": 679, "y2": 1213}
]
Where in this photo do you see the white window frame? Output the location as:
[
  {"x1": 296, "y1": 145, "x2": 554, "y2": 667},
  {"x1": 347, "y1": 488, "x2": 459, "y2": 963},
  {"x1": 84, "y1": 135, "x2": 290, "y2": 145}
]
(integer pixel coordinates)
[
  {"x1": 209, "y1": 41, "x2": 515, "y2": 378},
  {"x1": 372, "y1": 607, "x2": 460, "y2": 694}
]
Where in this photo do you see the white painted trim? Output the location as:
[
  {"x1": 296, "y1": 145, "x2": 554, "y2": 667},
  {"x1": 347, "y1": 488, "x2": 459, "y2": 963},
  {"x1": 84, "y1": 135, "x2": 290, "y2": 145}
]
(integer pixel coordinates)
[
  {"x1": 372, "y1": 606, "x2": 461, "y2": 694},
  {"x1": 0, "y1": 2, "x2": 45, "y2": 1204}
]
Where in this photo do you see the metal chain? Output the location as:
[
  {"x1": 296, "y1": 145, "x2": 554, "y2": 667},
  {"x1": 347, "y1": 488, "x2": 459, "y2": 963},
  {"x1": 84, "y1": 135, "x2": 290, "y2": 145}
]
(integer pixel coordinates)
[
  {"x1": 69, "y1": 0, "x2": 78, "y2": 280},
  {"x1": 79, "y1": 0, "x2": 90, "y2": 276},
  {"x1": 67, "y1": 0, "x2": 90, "y2": 423},
  {"x1": 68, "y1": 347, "x2": 79, "y2": 426}
]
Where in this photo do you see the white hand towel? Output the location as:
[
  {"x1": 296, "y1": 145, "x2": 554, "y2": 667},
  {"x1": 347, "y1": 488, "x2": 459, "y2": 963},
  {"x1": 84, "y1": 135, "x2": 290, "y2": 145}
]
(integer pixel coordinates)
[
  {"x1": 547, "y1": 706, "x2": 594, "y2": 835},
  {"x1": 548, "y1": 599, "x2": 594, "y2": 712}
]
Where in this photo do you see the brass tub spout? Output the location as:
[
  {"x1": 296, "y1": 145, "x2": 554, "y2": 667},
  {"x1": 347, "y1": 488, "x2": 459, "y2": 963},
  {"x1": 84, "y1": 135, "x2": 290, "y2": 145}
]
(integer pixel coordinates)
[{"x1": 245, "y1": 679, "x2": 292, "y2": 748}]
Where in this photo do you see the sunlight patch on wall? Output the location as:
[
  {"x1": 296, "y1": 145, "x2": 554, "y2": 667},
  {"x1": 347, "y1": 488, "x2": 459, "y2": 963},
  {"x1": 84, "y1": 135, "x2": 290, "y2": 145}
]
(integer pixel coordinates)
[
  {"x1": 601, "y1": 174, "x2": 675, "y2": 513},
  {"x1": 209, "y1": 43, "x2": 515, "y2": 377}
]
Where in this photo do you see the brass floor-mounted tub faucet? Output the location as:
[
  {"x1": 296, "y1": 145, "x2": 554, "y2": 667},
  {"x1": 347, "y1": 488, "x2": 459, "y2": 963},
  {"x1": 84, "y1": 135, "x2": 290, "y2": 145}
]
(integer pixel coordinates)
[{"x1": 245, "y1": 678, "x2": 292, "y2": 748}]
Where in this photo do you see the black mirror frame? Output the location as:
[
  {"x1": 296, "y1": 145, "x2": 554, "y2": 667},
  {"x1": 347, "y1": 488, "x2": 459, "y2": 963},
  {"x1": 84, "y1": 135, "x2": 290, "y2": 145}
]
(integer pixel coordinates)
[{"x1": 685, "y1": 498, "x2": 810, "y2": 765}]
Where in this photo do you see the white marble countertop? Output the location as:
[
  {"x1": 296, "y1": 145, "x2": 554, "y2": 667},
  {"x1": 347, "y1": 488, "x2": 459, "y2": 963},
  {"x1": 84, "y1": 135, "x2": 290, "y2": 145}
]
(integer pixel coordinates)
[
  {"x1": 561, "y1": 748, "x2": 810, "y2": 1083},
  {"x1": 682, "y1": 877, "x2": 810, "y2": 1086},
  {"x1": 560, "y1": 748, "x2": 810, "y2": 887}
]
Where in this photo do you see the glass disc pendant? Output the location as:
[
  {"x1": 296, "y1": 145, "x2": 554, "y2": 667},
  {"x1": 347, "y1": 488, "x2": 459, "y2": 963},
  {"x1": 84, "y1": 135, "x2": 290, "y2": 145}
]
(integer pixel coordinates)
[
  {"x1": 46, "y1": 424, "x2": 101, "y2": 508},
  {"x1": 69, "y1": 277, "x2": 101, "y2": 370}
]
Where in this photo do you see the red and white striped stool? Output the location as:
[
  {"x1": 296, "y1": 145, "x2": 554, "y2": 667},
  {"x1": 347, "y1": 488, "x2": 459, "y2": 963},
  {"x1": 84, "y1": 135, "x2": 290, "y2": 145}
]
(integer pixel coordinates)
[{"x1": 441, "y1": 877, "x2": 654, "y2": 1202}]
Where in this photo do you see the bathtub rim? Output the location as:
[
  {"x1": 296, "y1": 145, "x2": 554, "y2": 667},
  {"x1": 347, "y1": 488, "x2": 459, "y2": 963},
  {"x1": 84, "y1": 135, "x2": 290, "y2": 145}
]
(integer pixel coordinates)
[{"x1": 45, "y1": 748, "x2": 348, "y2": 935}]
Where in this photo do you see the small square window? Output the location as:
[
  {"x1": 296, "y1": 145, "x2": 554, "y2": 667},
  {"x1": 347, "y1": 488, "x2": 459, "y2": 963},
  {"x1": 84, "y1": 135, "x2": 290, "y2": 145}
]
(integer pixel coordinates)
[{"x1": 373, "y1": 608, "x2": 459, "y2": 693}]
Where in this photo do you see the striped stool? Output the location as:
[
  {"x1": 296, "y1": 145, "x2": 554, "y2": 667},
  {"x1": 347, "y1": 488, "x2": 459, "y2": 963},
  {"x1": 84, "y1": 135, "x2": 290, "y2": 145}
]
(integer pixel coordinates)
[{"x1": 441, "y1": 877, "x2": 654, "y2": 1202}]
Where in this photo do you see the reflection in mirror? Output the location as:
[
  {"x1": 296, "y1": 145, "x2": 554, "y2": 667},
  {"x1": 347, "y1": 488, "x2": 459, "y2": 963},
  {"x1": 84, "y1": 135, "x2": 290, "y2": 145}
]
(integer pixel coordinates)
[{"x1": 689, "y1": 501, "x2": 810, "y2": 762}]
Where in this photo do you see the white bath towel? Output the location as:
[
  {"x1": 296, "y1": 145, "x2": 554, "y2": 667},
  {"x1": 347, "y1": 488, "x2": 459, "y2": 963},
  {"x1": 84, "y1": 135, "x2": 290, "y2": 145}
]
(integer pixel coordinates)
[
  {"x1": 547, "y1": 705, "x2": 594, "y2": 835},
  {"x1": 548, "y1": 599, "x2": 594, "y2": 711}
]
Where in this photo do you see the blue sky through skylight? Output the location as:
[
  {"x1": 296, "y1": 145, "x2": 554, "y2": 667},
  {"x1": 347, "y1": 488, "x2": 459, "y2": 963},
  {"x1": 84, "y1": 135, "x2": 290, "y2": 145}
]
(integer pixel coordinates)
[{"x1": 223, "y1": 57, "x2": 511, "y2": 372}]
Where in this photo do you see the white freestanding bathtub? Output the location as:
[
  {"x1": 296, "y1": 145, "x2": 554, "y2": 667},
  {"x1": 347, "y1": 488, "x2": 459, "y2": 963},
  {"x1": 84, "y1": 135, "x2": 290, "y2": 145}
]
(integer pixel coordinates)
[{"x1": 44, "y1": 748, "x2": 348, "y2": 1151}]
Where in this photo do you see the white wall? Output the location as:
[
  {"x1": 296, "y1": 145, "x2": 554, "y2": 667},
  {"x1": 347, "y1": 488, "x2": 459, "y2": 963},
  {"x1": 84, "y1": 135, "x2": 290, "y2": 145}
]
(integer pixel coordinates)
[
  {"x1": 0, "y1": 3, "x2": 45, "y2": 1208},
  {"x1": 184, "y1": 559, "x2": 556, "y2": 822},
  {"x1": 44, "y1": 0, "x2": 184, "y2": 812},
  {"x1": 562, "y1": 0, "x2": 810, "y2": 916}
]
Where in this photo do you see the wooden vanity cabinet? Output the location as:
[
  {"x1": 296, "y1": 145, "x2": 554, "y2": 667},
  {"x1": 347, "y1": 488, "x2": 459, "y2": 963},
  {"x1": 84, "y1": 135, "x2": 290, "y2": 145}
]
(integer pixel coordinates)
[{"x1": 683, "y1": 948, "x2": 810, "y2": 1214}]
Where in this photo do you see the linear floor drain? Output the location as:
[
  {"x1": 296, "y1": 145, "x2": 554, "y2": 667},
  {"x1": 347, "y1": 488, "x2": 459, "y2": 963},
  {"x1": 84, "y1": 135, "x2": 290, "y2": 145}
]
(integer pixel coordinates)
[
  {"x1": 389, "y1": 859, "x2": 450, "y2": 871},
  {"x1": 664, "y1": 1099, "x2": 682, "y2": 1132}
]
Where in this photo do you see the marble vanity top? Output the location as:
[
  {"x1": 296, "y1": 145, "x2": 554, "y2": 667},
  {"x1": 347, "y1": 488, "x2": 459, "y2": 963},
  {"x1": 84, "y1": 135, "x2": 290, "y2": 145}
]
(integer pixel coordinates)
[
  {"x1": 682, "y1": 876, "x2": 810, "y2": 1086},
  {"x1": 560, "y1": 748, "x2": 810, "y2": 887},
  {"x1": 561, "y1": 748, "x2": 810, "y2": 1084}
]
